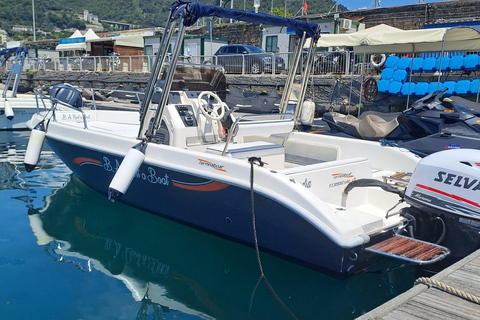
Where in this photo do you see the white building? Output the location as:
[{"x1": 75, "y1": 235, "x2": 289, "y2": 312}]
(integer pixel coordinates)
[
  {"x1": 0, "y1": 29, "x2": 8, "y2": 46},
  {"x1": 144, "y1": 34, "x2": 229, "y2": 63},
  {"x1": 262, "y1": 18, "x2": 364, "y2": 53},
  {"x1": 12, "y1": 25, "x2": 33, "y2": 33},
  {"x1": 83, "y1": 10, "x2": 99, "y2": 24}
]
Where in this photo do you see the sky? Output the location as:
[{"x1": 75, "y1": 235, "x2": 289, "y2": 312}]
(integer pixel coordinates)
[{"x1": 337, "y1": 0, "x2": 453, "y2": 11}]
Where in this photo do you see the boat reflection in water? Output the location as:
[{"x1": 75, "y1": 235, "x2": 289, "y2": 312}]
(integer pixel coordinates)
[
  {"x1": 0, "y1": 131, "x2": 27, "y2": 190},
  {"x1": 28, "y1": 176, "x2": 417, "y2": 320},
  {"x1": 0, "y1": 130, "x2": 69, "y2": 191}
]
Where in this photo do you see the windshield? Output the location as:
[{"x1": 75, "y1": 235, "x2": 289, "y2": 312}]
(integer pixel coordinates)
[
  {"x1": 246, "y1": 46, "x2": 265, "y2": 53},
  {"x1": 157, "y1": 63, "x2": 227, "y2": 99}
]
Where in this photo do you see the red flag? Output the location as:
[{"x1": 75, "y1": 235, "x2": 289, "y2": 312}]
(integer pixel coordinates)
[{"x1": 303, "y1": 1, "x2": 308, "y2": 12}]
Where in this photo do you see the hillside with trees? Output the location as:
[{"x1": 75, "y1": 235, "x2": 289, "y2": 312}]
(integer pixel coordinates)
[{"x1": 1, "y1": 0, "x2": 347, "y2": 39}]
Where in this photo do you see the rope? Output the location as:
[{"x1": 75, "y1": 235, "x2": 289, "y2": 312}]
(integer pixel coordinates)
[
  {"x1": 415, "y1": 277, "x2": 480, "y2": 304},
  {"x1": 247, "y1": 157, "x2": 298, "y2": 320}
]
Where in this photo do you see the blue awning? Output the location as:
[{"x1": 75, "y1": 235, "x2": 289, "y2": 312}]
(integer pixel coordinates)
[{"x1": 170, "y1": 0, "x2": 320, "y2": 40}]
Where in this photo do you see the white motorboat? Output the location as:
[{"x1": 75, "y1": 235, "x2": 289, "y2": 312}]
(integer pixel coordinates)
[
  {"x1": 25, "y1": 1, "x2": 480, "y2": 278},
  {"x1": 0, "y1": 47, "x2": 40, "y2": 130}
]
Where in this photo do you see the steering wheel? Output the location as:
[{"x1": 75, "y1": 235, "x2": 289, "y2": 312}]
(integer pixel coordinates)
[{"x1": 197, "y1": 91, "x2": 225, "y2": 121}]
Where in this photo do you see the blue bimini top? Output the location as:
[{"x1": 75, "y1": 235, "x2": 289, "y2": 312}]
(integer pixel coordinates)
[{"x1": 170, "y1": 0, "x2": 320, "y2": 40}]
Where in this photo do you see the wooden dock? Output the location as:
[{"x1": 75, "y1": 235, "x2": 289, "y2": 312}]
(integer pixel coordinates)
[{"x1": 357, "y1": 249, "x2": 480, "y2": 320}]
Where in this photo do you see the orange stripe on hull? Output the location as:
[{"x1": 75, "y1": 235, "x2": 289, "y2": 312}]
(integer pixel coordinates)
[
  {"x1": 73, "y1": 157, "x2": 102, "y2": 166},
  {"x1": 173, "y1": 181, "x2": 229, "y2": 192}
]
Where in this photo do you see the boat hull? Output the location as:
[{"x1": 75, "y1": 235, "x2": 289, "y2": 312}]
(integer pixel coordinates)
[
  {"x1": 1, "y1": 100, "x2": 38, "y2": 130},
  {"x1": 45, "y1": 134, "x2": 382, "y2": 278}
]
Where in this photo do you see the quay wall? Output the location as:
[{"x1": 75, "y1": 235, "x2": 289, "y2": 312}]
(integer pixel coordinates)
[{"x1": 16, "y1": 70, "x2": 411, "y2": 113}]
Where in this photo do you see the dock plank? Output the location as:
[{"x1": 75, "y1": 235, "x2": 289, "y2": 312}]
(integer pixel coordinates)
[
  {"x1": 411, "y1": 291, "x2": 479, "y2": 319},
  {"x1": 356, "y1": 249, "x2": 480, "y2": 320}
]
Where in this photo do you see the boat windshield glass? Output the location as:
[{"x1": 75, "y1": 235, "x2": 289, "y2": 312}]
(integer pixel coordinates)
[{"x1": 162, "y1": 63, "x2": 226, "y2": 94}]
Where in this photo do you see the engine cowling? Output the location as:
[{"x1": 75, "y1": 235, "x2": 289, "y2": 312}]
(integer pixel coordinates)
[{"x1": 405, "y1": 149, "x2": 480, "y2": 219}]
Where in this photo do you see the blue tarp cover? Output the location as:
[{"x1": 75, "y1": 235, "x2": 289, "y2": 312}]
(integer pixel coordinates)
[
  {"x1": 0, "y1": 47, "x2": 28, "y2": 56},
  {"x1": 170, "y1": 0, "x2": 320, "y2": 39}
]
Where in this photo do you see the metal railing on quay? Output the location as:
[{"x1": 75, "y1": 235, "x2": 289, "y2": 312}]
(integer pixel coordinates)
[
  {"x1": 21, "y1": 51, "x2": 472, "y2": 76},
  {"x1": 18, "y1": 52, "x2": 349, "y2": 75}
]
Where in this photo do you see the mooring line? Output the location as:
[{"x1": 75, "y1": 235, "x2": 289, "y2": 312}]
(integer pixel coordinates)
[
  {"x1": 415, "y1": 277, "x2": 480, "y2": 304},
  {"x1": 248, "y1": 157, "x2": 299, "y2": 320}
]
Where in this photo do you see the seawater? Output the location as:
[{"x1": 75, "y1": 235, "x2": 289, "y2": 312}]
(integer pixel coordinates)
[{"x1": 0, "y1": 130, "x2": 420, "y2": 320}]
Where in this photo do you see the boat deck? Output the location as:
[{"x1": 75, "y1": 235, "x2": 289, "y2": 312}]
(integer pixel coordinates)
[
  {"x1": 87, "y1": 121, "x2": 139, "y2": 137},
  {"x1": 356, "y1": 248, "x2": 480, "y2": 320}
]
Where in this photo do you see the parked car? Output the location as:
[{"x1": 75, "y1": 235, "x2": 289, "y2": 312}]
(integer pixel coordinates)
[{"x1": 211, "y1": 44, "x2": 285, "y2": 74}]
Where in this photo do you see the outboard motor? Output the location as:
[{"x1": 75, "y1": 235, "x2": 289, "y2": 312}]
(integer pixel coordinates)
[
  {"x1": 405, "y1": 148, "x2": 480, "y2": 217},
  {"x1": 404, "y1": 148, "x2": 480, "y2": 261},
  {"x1": 49, "y1": 83, "x2": 83, "y2": 109}
]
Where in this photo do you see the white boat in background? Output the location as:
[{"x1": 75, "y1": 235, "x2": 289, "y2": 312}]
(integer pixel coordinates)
[
  {"x1": 0, "y1": 44, "x2": 143, "y2": 129},
  {"x1": 25, "y1": 1, "x2": 480, "y2": 278},
  {"x1": 0, "y1": 47, "x2": 39, "y2": 130}
]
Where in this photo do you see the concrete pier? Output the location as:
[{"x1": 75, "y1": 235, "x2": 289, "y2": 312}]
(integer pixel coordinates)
[{"x1": 357, "y1": 249, "x2": 480, "y2": 319}]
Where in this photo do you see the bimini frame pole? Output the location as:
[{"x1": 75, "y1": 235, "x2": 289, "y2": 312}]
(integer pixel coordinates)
[
  {"x1": 138, "y1": 10, "x2": 178, "y2": 139},
  {"x1": 477, "y1": 80, "x2": 480, "y2": 103},
  {"x1": 279, "y1": 32, "x2": 306, "y2": 114},
  {"x1": 436, "y1": 35, "x2": 447, "y2": 90},
  {"x1": 293, "y1": 34, "x2": 318, "y2": 123},
  {"x1": 149, "y1": 21, "x2": 186, "y2": 138},
  {"x1": 2, "y1": 49, "x2": 26, "y2": 99},
  {"x1": 406, "y1": 53, "x2": 414, "y2": 109},
  {"x1": 357, "y1": 44, "x2": 366, "y2": 117}
]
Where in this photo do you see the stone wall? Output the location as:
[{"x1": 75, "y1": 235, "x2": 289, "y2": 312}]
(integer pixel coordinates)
[
  {"x1": 16, "y1": 70, "x2": 412, "y2": 114},
  {"x1": 19, "y1": 70, "x2": 150, "y2": 92}
]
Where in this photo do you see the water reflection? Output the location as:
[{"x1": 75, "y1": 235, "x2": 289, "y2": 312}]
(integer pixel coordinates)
[
  {"x1": 28, "y1": 176, "x2": 418, "y2": 320},
  {"x1": 0, "y1": 130, "x2": 70, "y2": 191}
]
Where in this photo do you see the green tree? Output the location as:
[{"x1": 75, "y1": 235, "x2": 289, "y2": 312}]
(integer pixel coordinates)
[
  {"x1": 1, "y1": 0, "x2": 348, "y2": 39},
  {"x1": 271, "y1": 7, "x2": 293, "y2": 17}
]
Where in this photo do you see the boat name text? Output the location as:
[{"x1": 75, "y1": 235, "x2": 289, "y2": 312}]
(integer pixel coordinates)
[
  {"x1": 61, "y1": 113, "x2": 92, "y2": 121},
  {"x1": 103, "y1": 156, "x2": 170, "y2": 186},
  {"x1": 104, "y1": 238, "x2": 170, "y2": 278},
  {"x1": 434, "y1": 171, "x2": 480, "y2": 191}
]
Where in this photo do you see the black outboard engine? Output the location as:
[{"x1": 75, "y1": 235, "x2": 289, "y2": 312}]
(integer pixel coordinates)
[{"x1": 49, "y1": 83, "x2": 83, "y2": 109}]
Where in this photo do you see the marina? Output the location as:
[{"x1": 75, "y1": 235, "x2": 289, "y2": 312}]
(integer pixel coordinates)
[
  {"x1": 24, "y1": 1, "x2": 474, "y2": 280},
  {"x1": 2, "y1": 1, "x2": 480, "y2": 319}
]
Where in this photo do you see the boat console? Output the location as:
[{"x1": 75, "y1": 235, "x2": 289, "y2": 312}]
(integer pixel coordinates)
[{"x1": 159, "y1": 90, "x2": 227, "y2": 148}]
